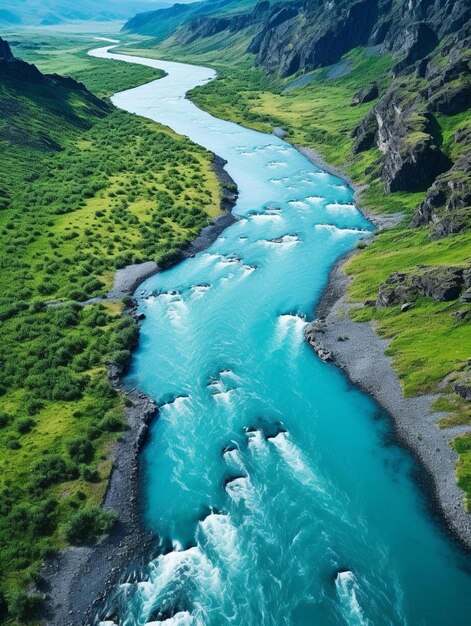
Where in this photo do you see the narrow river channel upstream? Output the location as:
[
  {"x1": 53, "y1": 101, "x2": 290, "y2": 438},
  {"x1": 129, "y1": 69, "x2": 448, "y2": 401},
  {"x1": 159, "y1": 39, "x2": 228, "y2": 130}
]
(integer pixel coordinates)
[{"x1": 90, "y1": 45, "x2": 471, "y2": 626}]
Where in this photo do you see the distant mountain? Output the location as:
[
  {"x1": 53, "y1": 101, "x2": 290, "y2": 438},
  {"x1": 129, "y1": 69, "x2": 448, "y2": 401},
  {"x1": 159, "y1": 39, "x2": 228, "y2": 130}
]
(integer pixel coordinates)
[
  {"x1": 122, "y1": 0, "x2": 258, "y2": 40},
  {"x1": 0, "y1": 0, "x2": 190, "y2": 26}
]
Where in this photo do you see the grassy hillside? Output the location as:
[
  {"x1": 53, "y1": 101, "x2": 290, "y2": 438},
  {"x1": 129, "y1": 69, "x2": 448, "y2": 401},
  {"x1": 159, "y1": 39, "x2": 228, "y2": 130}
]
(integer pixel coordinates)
[
  {"x1": 118, "y1": 35, "x2": 471, "y2": 506},
  {"x1": 7, "y1": 31, "x2": 163, "y2": 98},
  {"x1": 0, "y1": 34, "x2": 221, "y2": 624},
  {"x1": 0, "y1": 1, "x2": 165, "y2": 26}
]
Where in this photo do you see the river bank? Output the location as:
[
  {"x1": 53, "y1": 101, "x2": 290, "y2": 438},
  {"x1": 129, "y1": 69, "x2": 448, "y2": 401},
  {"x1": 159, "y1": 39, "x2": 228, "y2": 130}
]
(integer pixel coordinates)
[
  {"x1": 40, "y1": 156, "x2": 239, "y2": 626},
  {"x1": 299, "y1": 147, "x2": 471, "y2": 551}
]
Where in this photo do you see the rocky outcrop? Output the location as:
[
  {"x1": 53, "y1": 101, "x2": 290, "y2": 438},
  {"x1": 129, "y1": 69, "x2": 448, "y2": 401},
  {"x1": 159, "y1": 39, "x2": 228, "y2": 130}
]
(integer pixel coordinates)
[
  {"x1": 376, "y1": 266, "x2": 468, "y2": 307},
  {"x1": 352, "y1": 109, "x2": 378, "y2": 153},
  {"x1": 452, "y1": 372, "x2": 471, "y2": 402},
  {"x1": 0, "y1": 37, "x2": 14, "y2": 62},
  {"x1": 179, "y1": 1, "x2": 270, "y2": 44},
  {"x1": 304, "y1": 319, "x2": 333, "y2": 362},
  {"x1": 391, "y1": 22, "x2": 439, "y2": 76},
  {"x1": 351, "y1": 83, "x2": 379, "y2": 106},
  {"x1": 370, "y1": 88, "x2": 451, "y2": 192},
  {"x1": 411, "y1": 150, "x2": 471, "y2": 237}
]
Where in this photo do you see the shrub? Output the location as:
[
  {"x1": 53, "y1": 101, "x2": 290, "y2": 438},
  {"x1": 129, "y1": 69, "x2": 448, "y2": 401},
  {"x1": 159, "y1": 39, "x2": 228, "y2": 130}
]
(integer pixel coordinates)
[
  {"x1": 99, "y1": 410, "x2": 124, "y2": 433},
  {"x1": 16, "y1": 417, "x2": 36, "y2": 434},
  {"x1": 0, "y1": 412, "x2": 12, "y2": 428},
  {"x1": 25, "y1": 398, "x2": 44, "y2": 415},
  {"x1": 64, "y1": 506, "x2": 117, "y2": 544},
  {"x1": 32, "y1": 455, "x2": 75, "y2": 490},
  {"x1": 110, "y1": 349, "x2": 131, "y2": 371},
  {"x1": 5, "y1": 436, "x2": 21, "y2": 450},
  {"x1": 66, "y1": 436, "x2": 94, "y2": 464},
  {"x1": 80, "y1": 465, "x2": 100, "y2": 482},
  {"x1": 7, "y1": 591, "x2": 42, "y2": 621}
]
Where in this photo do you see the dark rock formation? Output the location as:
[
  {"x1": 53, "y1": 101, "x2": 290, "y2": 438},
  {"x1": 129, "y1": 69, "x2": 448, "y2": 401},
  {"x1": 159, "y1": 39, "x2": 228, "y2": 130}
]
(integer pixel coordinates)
[
  {"x1": 305, "y1": 320, "x2": 333, "y2": 362},
  {"x1": 411, "y1": 150, "x2": 471, "y2": 237},
  {"x1": 352, "y1": 109, "x2": 378, "y2": 153},
  {"x1": 351, "y1": 83, "x2": 379, "y2": 106},
  {"x1": 377, "y1": 266, "x2": 468, "y2": 307},
  {"x1": 372, "y1": 89, "x2": 451, "y2": 192},
  {"x1": 452, "y1": 373, "x2": 471, "y2": 402},
  {"x1": 391, "y1": 22, "x2": 439, "y2": 76},
  {"x1": 0, "y1": 37, "x2": 14, "y2": 62}
]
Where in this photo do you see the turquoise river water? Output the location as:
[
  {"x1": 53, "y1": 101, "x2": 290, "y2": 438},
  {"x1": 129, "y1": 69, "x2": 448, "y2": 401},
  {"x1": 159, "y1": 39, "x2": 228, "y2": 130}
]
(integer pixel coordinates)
[{"x1": 91, "y1": 46, "x2": 471, "y2": 626}]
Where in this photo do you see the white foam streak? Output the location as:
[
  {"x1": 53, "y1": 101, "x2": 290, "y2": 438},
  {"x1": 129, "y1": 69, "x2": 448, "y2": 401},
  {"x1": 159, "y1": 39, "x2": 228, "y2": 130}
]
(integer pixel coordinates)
[
  {"x1": 145, "y1": 611, "x2": 195, "y2": 625},
  {"x1": 225, "y1": 476, "x2": 252, "y2": 504},
  {"x1": 223, "y1": 448, "x2": 246, "y2": 472},
  {"x1": 314, "y1": 224, "x2": 367, "y2": 238},
  {"x1": 198, "y1": 513, "x2": 241, "y2": 566},
  {"x1": 269, "y1": 432, "x2": 322, "y2": 491},
  {"x1": 138, "y1": 548, "x2": 221, "y2": 623},
  {"x1": 325, "y1": 202, "x2": 356, "y2": 213},
  {"x1": 247, "y1": 430, "x2": 270, "y2": 458},
  {"x1": 288, "y1": 200, "x2": 309, "y2": 209},
  {"x1": 335, "y1": 571, "x2": 369, "y2": 626}
]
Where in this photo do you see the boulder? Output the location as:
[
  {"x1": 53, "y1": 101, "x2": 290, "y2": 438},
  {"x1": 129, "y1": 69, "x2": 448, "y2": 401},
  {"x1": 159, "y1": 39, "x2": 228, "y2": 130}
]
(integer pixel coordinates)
[
  {"x1": 452, "y1": 373, "x2": 471, "y2": 402},
  {"x1": 377, "y1": 266, "x2": 467, "y2": 307},
  {"x1": 411, "y1": 151, "x2": 471, "y2": 236},
  {"x1": 351, "y1": 83, "x2": 379, "y2": 106}
]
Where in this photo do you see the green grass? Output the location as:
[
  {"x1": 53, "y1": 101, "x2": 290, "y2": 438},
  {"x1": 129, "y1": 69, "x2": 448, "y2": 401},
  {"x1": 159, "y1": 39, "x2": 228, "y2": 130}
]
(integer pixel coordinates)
[
  {"x1": 6, "y1": 31, "x2": 164, "y2": 99},
  {"x1": 453, "y1": 434, "x2": 471, "y2": 511},
  {"x1": 0, "y1": 31, "x2": 222, "y2": 623}
]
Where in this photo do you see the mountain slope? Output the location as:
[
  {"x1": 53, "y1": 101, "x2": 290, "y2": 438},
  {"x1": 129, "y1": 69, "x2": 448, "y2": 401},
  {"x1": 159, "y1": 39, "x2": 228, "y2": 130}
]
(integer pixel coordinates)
[
  {"x1": 0, "y1": 0, "x2": 172, "y2": 26},
  {"x1": 122, "y1": 0, "x2": 258, "y2": 40}
]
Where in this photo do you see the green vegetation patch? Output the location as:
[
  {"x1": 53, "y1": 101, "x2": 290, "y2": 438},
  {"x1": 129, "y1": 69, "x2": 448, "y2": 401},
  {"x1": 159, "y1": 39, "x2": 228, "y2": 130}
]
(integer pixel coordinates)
[{"x1": 0, "y1": 32, "x2": 221, "y2": 622}]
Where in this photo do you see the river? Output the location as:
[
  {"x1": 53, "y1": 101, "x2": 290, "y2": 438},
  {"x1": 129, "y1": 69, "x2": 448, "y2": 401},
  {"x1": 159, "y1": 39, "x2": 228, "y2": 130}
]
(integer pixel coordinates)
[{"x1": 90, "y1": 46, "x2": 471, "y2": 626}]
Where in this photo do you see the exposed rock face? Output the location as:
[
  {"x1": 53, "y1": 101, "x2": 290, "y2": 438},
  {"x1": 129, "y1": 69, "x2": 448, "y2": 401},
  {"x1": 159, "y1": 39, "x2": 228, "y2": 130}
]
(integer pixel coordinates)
[
  {"x1": 376, "y1": 266, "x2": 468, "y2": 307},
  {"x1": 391, "y1": 22, "x2": 439, "y2": 75},
  {"x1": 371, "y1": 88, "x2": 451, "y2": 192},
  {"x1": 0, "y1": 37, "x2": 14, "y2": 62},
  {"x1": 352, "y1": 109, "x2": 378, "y2": 153},
  {"x1": 452, "y1": 373, "x2": 471, "y2": 402},
  {"x1": 411, "y1": 150, "x2": 471, "y2": 237},
  {"x1": 351, "y1": 83, "x2": 379, "y2": 106},
  {"x1": 179, "y1": 1, "x2": 270, "y2": 44},
  {"x1": 253, "y1": 0, "x2": 379, "y2": 76}
]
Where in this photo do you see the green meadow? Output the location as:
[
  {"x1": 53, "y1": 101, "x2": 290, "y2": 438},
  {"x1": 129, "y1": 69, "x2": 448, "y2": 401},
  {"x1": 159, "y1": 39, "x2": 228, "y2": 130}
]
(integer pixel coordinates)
[{"x1": 0, "y1": 30, "x2": 221, "y2": 623}]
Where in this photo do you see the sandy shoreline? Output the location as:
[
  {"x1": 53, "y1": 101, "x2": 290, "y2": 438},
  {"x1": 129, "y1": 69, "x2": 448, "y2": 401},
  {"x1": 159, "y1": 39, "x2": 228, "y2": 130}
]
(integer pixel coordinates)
[
  {"x1": 298, "y1": 146, "x2": 471, "y2": 551},
  {"x1": 40, "y1": 155, "x2": 239, "y2": 626}
]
